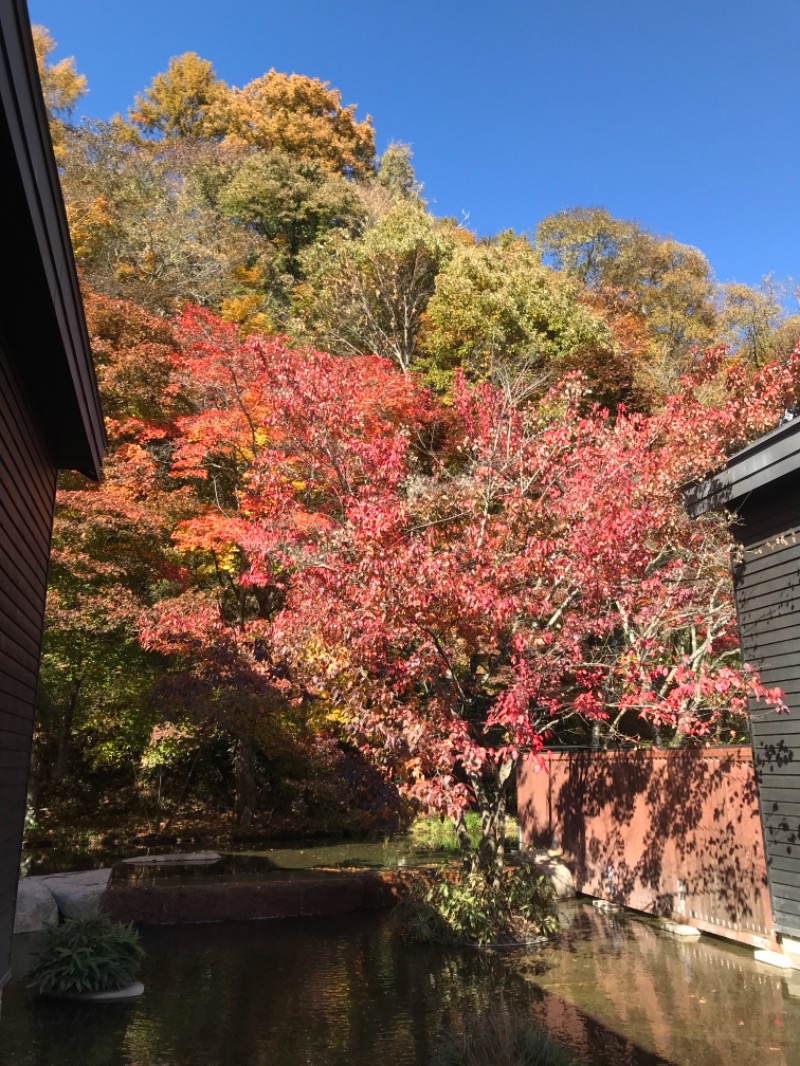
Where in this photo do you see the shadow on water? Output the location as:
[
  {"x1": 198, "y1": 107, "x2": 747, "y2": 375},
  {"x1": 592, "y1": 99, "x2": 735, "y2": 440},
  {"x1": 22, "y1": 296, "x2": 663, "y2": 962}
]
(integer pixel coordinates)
[{"x1": 1, "y1": 904, "x2": 798, "y2": 1065}]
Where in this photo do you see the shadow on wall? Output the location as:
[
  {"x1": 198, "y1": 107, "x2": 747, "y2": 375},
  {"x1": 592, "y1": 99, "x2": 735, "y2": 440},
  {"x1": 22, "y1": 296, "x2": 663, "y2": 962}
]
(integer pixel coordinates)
[{"x1": 517, "y1": 749, "x2": 774, "y2": 947}]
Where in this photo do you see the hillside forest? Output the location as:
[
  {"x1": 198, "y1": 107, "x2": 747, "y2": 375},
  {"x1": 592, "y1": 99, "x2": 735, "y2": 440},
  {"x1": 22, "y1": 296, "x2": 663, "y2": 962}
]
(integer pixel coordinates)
[{"x1": 29, "y1": 29, "x2": 800, "y2": 856}]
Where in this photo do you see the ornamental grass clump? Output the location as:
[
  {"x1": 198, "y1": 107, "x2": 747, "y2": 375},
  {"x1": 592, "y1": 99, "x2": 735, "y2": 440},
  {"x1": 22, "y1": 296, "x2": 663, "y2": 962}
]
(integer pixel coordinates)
[{"x1": 27, "y1": 915, "x2": 144, "y2": 996}]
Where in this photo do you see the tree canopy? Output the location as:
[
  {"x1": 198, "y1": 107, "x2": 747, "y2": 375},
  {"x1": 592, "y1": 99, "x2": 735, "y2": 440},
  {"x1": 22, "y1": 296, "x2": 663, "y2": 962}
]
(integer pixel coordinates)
[{"x1": 31, "y1": 27, "x2": 800, "y2": 866}]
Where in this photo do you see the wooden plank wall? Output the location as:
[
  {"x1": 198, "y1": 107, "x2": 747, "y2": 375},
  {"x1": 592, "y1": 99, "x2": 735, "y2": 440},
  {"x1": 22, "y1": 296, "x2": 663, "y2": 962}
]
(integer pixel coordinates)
[
  {"x1": 518, "y1": 749, "x2": 774, "y2": 949},
  {"x1": 0, "y1": 337, "x2": 56, "y2": 988},
  {"x1": 735, "y1": 477, "x2": 800, "y2": 939}
]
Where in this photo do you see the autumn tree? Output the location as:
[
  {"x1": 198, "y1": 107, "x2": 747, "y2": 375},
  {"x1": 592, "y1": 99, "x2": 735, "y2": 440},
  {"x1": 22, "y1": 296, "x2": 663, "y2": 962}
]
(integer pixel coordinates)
[
  {"x1": 60, "y1": 126, "x2": 266, "y2": 313},
  {"x1": 274, "y1": 352, "x2": 796, "y2": 881},
  {"x1": 537, "y1": 207, "x2": 718, "y2": 392},
  {"x1": 36, "y1": 294, "x2": 188, "y2": 795},
  {"x1": 419, "y1": 231, "x2": 613, "y2": 390},
  {"x1": 718, "y1": 276, "x2": 790, "y2": 368},
  {"x1": 217, "y1": 150, "x2": 366, "y2": 280},
  {"x1": 128, "y1": 52, "x2": 230, "y2": 140},
  {"x1": 221, "y1": 70, "x2": 375, "y2": 178},
  {"x1": 32, "y1": 25, "x2": 87, "y2": 160},
  {"x1": 138, "y1": 308, "x2": 436, "y2": 821},
  {"x1": 293, "y1": 200, "x2": 457, "y2": 373}
]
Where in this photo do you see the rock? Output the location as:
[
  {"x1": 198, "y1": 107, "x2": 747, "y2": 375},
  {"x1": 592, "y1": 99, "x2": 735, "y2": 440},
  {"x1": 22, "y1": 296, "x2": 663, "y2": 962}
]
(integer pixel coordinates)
[
  {"x1": 13, "y1": 878, "x2": 58, "y2": 934},
  {"x1": 37, "y1": 869, "x2": 112, "y2": 919},
  {"x1": 660, "y1": 919, "x2": 701, "y2": 938},
  {"x1": 521, "y1": 850, "x2": 576, "y2": 900},
  {"x1": 121, "y1": 852, "x2": 221, "y2": 866},
  {"x1": 591, "y1": 898, "x2": 622, "y2": 913}
]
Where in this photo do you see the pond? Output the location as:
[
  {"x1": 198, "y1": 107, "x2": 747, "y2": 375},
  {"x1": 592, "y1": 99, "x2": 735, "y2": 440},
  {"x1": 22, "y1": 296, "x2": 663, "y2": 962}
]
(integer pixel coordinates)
[
  {"x1": 22, "y1": 835, "x2": 466, "y2": 878},
  {"x1": 1, "y1": 903, "x2": 798, "y2": 1065}
]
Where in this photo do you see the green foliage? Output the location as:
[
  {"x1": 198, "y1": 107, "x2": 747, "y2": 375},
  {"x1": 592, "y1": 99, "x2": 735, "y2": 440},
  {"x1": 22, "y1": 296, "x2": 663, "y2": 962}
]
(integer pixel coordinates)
[
  {"x1": 397, "y1": 865, "x2": 557, "y2": 947},
  {"x1": 218, "y1": 150, "x2": 366, "y2": 278},
  {"x1": 27, "y1": 916, "x2": 144, "y2": 996},
  {"x1": 294, "y1": 200, "x2": 456, "y2": 372},
  {"x1": 718, "y1": 276, "x2": 788, "y2": 368},
  {"x1": 376, "y1": 142, "x2": 422, "y2": 201},
  {"x1": 420, "y1": 232, "x2": 612, "y2": 388},
  {"x1": 536, "y1": 206, "x2": 719, "y2": 383},
  {"x1": 433, "y1": 1003, "x2": 577, "y2": 1066},
  {"x1": 410, "y1": 812, "x2": 517, "y2": 853},
  {"x1": 60, "y1": 126, "x2": 265, "y2": 314}
]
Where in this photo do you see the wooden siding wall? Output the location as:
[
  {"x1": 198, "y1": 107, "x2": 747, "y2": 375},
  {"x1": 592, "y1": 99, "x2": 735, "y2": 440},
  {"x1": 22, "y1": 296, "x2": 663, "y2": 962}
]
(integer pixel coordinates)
[
  {"x1": 0, "y1": 337, "x2": 56, "y2": 988},
  {"x1": 735, "y1": 477, "x2": 800, "y2": 939},
  {"x1": 518, "y1": 749, "x2": 774, "y2": 949}
]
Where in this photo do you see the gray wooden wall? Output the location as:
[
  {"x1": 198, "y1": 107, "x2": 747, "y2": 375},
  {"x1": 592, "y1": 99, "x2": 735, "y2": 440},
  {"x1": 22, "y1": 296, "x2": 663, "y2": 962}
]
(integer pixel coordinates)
[
  {"x1": 734, "y1": 477, "x2": 800, "y2": 939},
  {"x1": 0, "y1": 337, "x2": 56, "y2": 988}
]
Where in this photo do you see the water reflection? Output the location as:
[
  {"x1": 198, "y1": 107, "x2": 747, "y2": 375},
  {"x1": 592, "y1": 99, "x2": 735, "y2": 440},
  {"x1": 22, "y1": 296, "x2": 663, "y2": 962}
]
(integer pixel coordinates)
[
  {"x1": 1, "y1": 906, "x2": 798, "y2": 1065},
  {"x1": 516, "y1": 904, "x2": 800, "y2": 1066}
]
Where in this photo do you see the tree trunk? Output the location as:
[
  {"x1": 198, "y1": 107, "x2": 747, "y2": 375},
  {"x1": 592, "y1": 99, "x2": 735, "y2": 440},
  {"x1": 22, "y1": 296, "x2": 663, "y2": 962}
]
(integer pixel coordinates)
[
  {"x1": 470, "y1": 758, "x2": 516, "y2": 888},
  {"x1": 234, "y1": 733, "x2": 258, "y2": 826},
  {"x1": 52, "y1": 676, "x2": 82, "y2": 784}
]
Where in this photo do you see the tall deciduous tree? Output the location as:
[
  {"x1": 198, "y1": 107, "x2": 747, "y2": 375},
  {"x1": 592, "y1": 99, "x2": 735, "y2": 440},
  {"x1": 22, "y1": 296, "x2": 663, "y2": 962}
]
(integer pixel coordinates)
[
  {"x1": 419, "y1": 231, "x2": 613, "y2": 390},
  {"x1": 294, "y1": 200, "x2": 457, "y2": 373},
  {"x1": 537, "y1": 207, "x2": 718, "y2": 388},
  {"x1": 128, "y1": 52, "x2": 230, "y2": 140},
  {"x1": 222, "y1": 71, "x2": 375, "y2": 178},
  {"x1": 275, "y1": 350, "x2": 797, "y2": 879},
  {"x1": 31, "y1": 25, "x2": 87, "y2": 160},
  {"x1": 139, "y1": 308, "x2": 437, "y2": 820},
  {"x1": 37, "y1": 294, "x2": 188, "y2": 791},
  {"x1": 60, "y1": 126, "x2": 266, "y2": 313}
]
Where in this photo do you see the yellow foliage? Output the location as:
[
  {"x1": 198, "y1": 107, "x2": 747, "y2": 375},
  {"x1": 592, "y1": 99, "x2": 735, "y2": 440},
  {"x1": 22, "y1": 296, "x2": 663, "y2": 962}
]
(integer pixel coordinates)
[
  {"x1": 220, "y1": 70, "x2": 375, "y2": 178},
  {"x1": 219, "y1": 294, "x2": 276, "y2": 335}
]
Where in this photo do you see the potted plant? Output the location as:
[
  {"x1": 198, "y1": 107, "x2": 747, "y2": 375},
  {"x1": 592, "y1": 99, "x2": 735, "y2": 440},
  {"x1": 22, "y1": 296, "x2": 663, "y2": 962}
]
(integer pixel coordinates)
[{"x1": 27, "y1": 914, "x2": 145, "y2": 1000}]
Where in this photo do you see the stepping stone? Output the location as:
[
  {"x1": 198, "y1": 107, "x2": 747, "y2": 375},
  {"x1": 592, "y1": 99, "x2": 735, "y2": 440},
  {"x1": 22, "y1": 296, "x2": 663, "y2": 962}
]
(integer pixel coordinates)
[{"x1": 121, "y1": 851, "x2": 221, "y2": 866}]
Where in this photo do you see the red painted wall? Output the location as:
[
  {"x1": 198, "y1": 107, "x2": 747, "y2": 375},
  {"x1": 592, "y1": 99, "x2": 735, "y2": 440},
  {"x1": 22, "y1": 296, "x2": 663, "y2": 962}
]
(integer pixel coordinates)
[{"x1": 518, "y1": 748, "x2": 775, "y2": 949}]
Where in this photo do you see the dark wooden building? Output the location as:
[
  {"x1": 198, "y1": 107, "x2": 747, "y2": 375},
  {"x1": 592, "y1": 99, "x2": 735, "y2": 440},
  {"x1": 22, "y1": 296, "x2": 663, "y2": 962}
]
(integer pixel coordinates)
[
  {"x1": 0, "y1": 0, "x2": 105, "y2": 991},
  {"x1": 687, "y1": 417, "x2": 800, "y2": 947}
]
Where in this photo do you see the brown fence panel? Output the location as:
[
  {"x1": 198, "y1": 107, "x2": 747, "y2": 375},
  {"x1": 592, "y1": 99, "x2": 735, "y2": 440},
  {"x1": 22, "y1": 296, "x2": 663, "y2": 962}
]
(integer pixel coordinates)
[{"x1": 518, "y1": 748, "x2": 775, "y2": 949}]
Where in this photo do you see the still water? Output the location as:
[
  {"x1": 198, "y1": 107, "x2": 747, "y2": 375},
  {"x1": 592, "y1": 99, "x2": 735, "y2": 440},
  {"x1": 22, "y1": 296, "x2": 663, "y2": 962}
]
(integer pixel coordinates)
[{"x1": 1, "y1": 904, "x2": 799, "y2": 1066}]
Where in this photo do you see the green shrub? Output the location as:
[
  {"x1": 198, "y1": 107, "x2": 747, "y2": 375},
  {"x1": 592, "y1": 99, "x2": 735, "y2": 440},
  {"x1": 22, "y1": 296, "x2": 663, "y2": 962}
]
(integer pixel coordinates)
[
  {"x1": 27, "y1": 915, "x2": 145, "y2": 996},
  {"x1": 397, "y1": 864, "x2": 557, "y2": 946},
  {"x1": 410, "y1": 812, "x2": 518, "y2": 852},
  {"x1": 433, "y1": 1003, "x2": 577, "y2": 1066}
]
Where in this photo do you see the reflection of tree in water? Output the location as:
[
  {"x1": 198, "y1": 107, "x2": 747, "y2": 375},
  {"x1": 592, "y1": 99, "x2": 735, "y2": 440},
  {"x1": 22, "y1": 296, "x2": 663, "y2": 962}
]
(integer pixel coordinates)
[
  {"x1": 4, "y1": 909, "x2": 797, "y2": 1066},
  {"x1": 1, "y1": 914, "x2": 525, "y2": 1066}
]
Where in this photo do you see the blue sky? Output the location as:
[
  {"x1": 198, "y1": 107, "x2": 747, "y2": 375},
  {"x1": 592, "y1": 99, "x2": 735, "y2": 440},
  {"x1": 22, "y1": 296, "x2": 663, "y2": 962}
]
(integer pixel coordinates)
[{"x1": 30, "y1": 0, "x2": 800, "y2": 293}]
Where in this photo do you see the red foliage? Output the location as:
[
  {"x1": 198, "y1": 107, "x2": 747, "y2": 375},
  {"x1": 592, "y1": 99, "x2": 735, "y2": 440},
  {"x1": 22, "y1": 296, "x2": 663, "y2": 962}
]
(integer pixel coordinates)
[{"x1": 134, "y1": 307, "x2": 797, "y2": 831}]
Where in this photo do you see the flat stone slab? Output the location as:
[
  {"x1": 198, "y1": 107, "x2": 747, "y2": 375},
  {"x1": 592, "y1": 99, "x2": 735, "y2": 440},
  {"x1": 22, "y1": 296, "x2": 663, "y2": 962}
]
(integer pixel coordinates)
[
  {"x1": 754, "y1": 949, "x2": 795, "y2": 970},
  {"x1": 121, "y1": 852, "x2": 221, "y2": 866},
  {"x1": 13, "y1": 878, "x2": 58, "y2": 934},
  {"x1": 62, "y1": 981, "x2": 145, "y2": 1002},
  {"x1": 36, "y1": 868, "x2": 112, "y2": 919},
  {"x1": 591, "y1": 899, "x2": 622, "y2": 913}
]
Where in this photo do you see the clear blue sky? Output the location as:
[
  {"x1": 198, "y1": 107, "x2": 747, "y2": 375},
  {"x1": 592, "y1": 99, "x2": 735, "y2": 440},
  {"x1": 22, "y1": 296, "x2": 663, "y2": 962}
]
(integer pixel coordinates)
[{"x1": 29, "y1": 0, "x2": 800, "y2": 292}]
